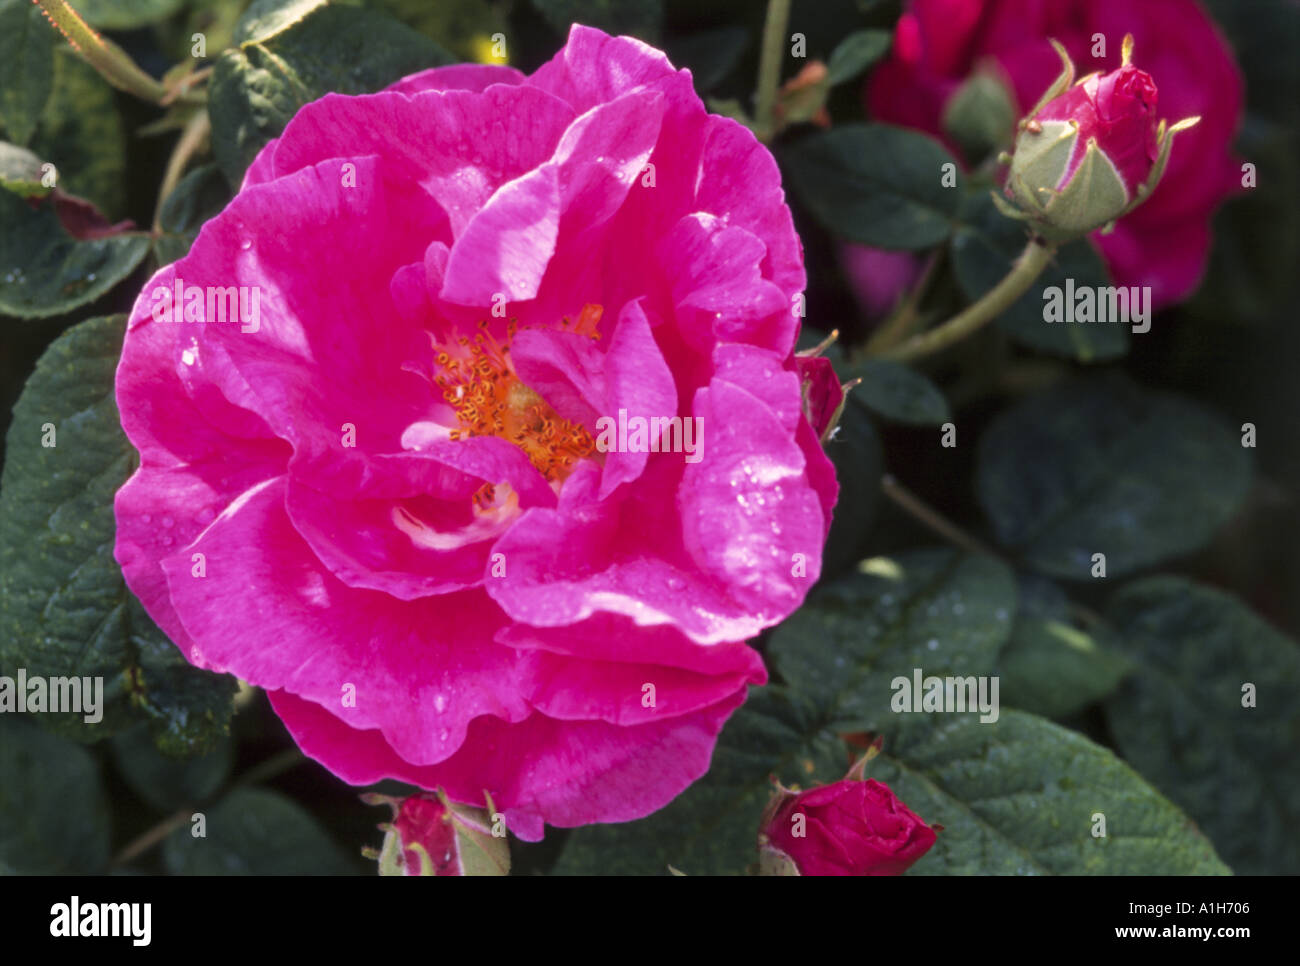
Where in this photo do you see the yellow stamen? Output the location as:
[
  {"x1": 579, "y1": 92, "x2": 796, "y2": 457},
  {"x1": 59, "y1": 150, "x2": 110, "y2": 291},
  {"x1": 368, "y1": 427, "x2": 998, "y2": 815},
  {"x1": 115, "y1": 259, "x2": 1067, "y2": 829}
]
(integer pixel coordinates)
[{"x1": 433, "y1": 306, "x2": 603, "y2": 483}]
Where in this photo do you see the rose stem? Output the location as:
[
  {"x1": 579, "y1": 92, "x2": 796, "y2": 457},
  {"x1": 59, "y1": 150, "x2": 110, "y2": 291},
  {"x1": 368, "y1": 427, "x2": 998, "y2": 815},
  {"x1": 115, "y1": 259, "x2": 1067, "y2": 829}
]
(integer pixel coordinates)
[
  {"x1": 876, "y1": 239, "x2": 1057, "y2": 363},
  {"x1": 36, "y1": 0, "x2": 169, "y2": 104},
  {"x1": 753, "y1": 0, "x2": 793, "y2": 143}
]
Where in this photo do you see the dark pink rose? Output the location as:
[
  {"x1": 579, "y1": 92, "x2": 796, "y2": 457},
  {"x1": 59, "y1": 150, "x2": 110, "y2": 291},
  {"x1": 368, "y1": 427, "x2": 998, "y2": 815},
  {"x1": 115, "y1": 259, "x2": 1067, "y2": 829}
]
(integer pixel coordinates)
[
  {"x1": 762, "y1": 778, "x2": 937, "y2": 876},
  {"x1": 1000, "y1": 37, "x2": 1199, "y2": 241},
  {"x1": 1032, "y1": 56, "x2": 1160, "y2": 199},
  {"x1": 114, "y1": 26, "x2": 836, "y2": 842},
  {"x1": 795, "y1": 352, "x2": 845, "y2": 441},
  {"x1": 866, "y1": 0, "x2": 1244, "y2": 307}
]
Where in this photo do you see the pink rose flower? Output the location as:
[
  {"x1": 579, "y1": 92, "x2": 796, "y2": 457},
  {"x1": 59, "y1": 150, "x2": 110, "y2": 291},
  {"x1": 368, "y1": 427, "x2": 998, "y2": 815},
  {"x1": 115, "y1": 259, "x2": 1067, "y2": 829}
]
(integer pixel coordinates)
[
  {"x1": 1030, "y1": 51, "x2": 1159, "y2": 199},
  {"x1": 761, "y1": 778, "x2": 937, "y2": 876},
  {"x1": 114, "y1": 26, "x2": 836, "y2": 841},
  {"x1": 1000, "y1": 36, "x2": 1201, "y2": 242},
  {"x1": 865, "y1": 0, "x2": 1243, "y2": 308}
]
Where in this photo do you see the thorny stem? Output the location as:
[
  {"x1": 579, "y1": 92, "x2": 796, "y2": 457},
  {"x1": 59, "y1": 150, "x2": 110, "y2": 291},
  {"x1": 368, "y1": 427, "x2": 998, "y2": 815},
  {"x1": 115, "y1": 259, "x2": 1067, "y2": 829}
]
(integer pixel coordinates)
[
  {"x1": 36, "y1": 0, "x2": 168, "y2": 103},
  {"x1": 878, "y1": 240, "x2": 1056, "y2": 363},
  {"x1": 753, "y1": 0, "x2": 792, "y2": 143}
]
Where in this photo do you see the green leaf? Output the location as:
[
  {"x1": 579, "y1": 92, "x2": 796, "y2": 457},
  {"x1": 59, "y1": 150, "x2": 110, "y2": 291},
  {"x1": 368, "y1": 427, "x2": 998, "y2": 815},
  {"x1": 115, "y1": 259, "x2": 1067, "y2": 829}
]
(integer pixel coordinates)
[
  {"x1": 0, "y1": 0, "x2": 55, "y2": 146},
  {"x1": 111, "y1": 724, "x2": 234, "y2": 812},
  {"x1": 233, "y1": 0, "x2": 332, "y2": 44},
  {"x1": 154, "y1": 163, "x2": 231, "y2": 265},
  {"x1": 0, "y1": 718, "x2": 111, "y2": 873},
  {"x1": 0, "y1": 315, "x2": 237, "y2": 751},
  {"x1": 209, "y1": 2, "x2": 452, "y2": 184},
  {"x1": 531, "y1": 0, "x2": 663, "y2": 43},
  {"x1": 0, "y1": 191, "x2": 149, "y2": 319},
  {"x1": 554, "y1": 549, "x2": 1016, "y2": 875},
  {"x1": 164, "y1": 787, "x2": 357, "y2": 874},
  {"x1": 29, "y1": 49, "x2": 129, "y2": 218},
  {"x1": 867, "y1": 710, "x2": 1230, "y2": 875},
  {"x1": 0, "y1": 141, "x2": 51, "y2": 198},
  {"x1": 72, "y1": 0, "x2": 187, "y2": 30},
  {"x1": 976, "y1": 374, "x2": 1253, "y2": 579},
  {"x1": 996, "y1": 576, "x2": 1131, "y2": 718},
  {"x1": 825, "y1": 29, "x2": 891, "y2": 86},
  {"x1": 849, "y1": 358, "x2": 951, "y2": 425},
  {"x1": 951, "y1": 190, "x2": 1128, "y2": 361},
  {"x1": 781, "y1": 124, "x2": 962, "y2": 250},
  {"x1": 1102, "y1": 577, "x2": 1300, "y2": 874},
  {"x1": 770, "y1": 549, "x2": 1016, "y2": 733}
]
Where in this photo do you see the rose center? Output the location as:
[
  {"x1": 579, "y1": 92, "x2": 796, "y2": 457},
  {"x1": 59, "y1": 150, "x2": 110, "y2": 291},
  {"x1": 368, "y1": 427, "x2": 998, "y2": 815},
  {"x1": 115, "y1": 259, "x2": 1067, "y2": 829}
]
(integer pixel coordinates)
[{"x1": 433, "y1": 305, "x2": 602, "y2": 490}]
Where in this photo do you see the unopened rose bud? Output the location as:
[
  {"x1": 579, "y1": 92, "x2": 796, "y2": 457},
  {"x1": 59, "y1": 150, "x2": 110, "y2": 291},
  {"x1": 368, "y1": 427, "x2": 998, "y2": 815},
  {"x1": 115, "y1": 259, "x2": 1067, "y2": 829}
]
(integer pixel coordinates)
[
  {"x1": 998, "y1": 35, "x2": 1200, "y2": 242},
  {"x1": 795, "y1": 332, "x2": 856, "y2": 444},
  {"x1": 757, "y1": 766, "x2": 937, "y2": 876},
  {"x1": 362, "y1": 790, "x2": 509, "y2": 876}
]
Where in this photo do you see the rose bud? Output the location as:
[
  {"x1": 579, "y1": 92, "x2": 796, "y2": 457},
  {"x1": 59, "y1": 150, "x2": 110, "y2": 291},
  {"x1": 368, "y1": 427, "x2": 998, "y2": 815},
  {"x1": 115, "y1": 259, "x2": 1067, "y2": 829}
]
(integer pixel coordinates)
[
  {"x1": 758, "y1": 774, "x2": 937, "y2": 876},
  {"x1": 998, "y1": 35, "x2": 1200, "y2": 242},
  {"x1": 362, "y1": 790, "x2": 509, "y2": 876},
  {"x1": 795, "y1": 331, "x2": 858, "y2": 444}
]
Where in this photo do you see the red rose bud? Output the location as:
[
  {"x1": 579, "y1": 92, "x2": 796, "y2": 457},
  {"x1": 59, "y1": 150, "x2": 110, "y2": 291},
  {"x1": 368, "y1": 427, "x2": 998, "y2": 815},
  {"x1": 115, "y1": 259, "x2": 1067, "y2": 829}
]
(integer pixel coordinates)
[
  {"x1": 795, "y1": 331, "x2": 857, "y2": 444},
  {"x1": 362, "y1": 790, "x2": 509, "y2": 876},
  {"x1": 758, "y1": 775, "x2": 937, "y2": 876},
  {"x1": 998, "y1": 35, "x2": 1200, "y2": 242}
]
